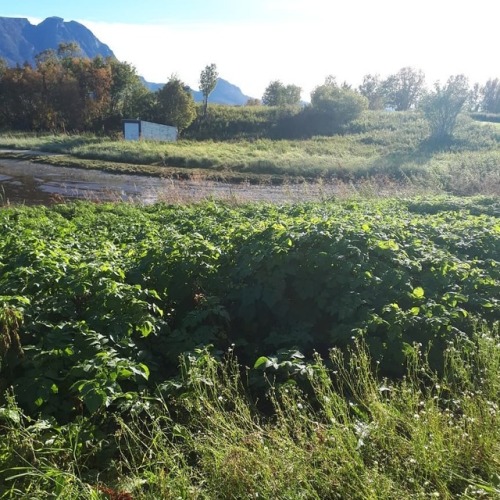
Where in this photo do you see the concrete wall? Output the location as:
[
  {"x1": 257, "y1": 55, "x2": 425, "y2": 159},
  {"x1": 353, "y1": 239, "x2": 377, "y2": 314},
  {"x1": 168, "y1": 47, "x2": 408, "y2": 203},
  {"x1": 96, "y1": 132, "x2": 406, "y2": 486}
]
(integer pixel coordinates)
[
  {"x1": 123, "y1": 121, "x2": 140, "y2": 141},
  {"x1": 123, "y1": 120, "x2": 178, "y2": 142}
]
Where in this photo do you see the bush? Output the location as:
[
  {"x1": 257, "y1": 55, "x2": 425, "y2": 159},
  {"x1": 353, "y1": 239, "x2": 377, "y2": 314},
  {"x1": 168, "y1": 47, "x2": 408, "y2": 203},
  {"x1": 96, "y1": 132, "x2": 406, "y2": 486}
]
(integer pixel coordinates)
[
  {"x1": 184, "y1": 104, "x2": 299, "y2": 140},
  {"x1": 308, "y1": 83, "x2": 368, "y2": 135}
]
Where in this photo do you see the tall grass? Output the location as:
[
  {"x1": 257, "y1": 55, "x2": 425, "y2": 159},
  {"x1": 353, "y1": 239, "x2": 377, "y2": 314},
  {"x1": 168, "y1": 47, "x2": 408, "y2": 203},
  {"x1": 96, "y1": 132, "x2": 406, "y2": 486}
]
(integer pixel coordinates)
[{"x1": 1, "y1": 325, "x2": 499, "y2": 498}]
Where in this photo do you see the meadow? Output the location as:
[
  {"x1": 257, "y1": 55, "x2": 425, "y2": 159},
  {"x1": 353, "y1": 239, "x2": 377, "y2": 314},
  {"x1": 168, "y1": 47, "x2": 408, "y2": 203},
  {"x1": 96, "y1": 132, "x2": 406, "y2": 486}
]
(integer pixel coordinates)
[{"x1": 0, "y1": 110, "x2": 499, "y2": 194}]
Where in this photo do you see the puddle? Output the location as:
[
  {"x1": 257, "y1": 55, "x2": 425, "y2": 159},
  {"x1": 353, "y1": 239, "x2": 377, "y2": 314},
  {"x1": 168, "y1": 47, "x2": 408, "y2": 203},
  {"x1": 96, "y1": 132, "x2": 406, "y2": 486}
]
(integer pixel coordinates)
[
  {"x1": 0, "y1": 158, "x2": 179, "y2": 205},
  {"x1": 0, "y1": 157, "x2": 341, "y2": 206}
]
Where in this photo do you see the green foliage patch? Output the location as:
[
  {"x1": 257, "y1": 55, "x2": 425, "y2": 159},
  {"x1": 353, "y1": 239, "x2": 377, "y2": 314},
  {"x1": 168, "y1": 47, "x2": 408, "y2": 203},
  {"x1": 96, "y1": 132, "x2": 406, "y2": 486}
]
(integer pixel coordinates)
[
  {"x1": 0, "y1": 196, "x2": 499, "y2": 497},
  {"x1": 0, "y1": 196, "x2": 498, "y2": 421}
]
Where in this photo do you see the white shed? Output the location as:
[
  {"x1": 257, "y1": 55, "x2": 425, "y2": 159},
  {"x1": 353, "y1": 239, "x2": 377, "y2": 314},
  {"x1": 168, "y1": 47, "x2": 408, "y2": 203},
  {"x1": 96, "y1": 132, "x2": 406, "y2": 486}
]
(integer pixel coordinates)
[{"x1": 123, "y1": 120, "x2": 178, "y2": 142}]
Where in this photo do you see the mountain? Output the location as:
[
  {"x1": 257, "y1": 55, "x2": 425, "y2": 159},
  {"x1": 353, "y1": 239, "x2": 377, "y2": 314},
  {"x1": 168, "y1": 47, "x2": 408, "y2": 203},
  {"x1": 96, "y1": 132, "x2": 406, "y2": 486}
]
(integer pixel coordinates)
[
  {"x1": 191, "y1": 78, "x2": 252, "y2": 106},
  {"x1": 0, "y1": 16, "x2": 114, "y2": 66},
  {"x1": 143, "y1": 77, "x2": 252, "y2": 106},
  {"x1": 0, "y1": 16, "x2": 253, "y2": 106}
]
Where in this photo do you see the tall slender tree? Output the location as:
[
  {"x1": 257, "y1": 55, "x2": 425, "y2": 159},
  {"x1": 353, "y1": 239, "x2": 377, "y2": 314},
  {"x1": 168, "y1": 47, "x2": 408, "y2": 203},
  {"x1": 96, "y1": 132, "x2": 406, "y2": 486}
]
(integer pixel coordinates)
[{"x1": 199, "y1": 63, "x2": 218, "y2": 117}]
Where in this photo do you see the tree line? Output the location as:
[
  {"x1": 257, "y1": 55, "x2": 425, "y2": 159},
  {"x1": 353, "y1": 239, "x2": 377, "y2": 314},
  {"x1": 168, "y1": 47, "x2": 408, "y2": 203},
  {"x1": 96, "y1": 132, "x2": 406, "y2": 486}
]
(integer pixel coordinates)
[
  {"x1": 0, "y1": 44, "x2": 150, "y2": 133},
  {"x1": 0, "y1": 43, "x2": 219, "y2": 135},
  {"x1": 261, "y1": 67, "x2": 500, "y2": 115},
  {"x1": 0, "y1": 45, "x2": 499, "y2": 143},
  {"x1": 258, "y1": 68, "x2": 500, "y2": 142}
]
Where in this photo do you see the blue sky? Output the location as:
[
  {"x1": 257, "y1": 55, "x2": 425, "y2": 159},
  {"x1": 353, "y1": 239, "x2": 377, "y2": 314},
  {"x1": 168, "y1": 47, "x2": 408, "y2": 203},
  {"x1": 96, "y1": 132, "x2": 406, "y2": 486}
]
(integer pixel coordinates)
[
  {"x1": 2, "y1": 0, "x2": 499, "y2": 100},
  {"x1": 3, "y1": 0, "x2": 297, "y2": 23}
]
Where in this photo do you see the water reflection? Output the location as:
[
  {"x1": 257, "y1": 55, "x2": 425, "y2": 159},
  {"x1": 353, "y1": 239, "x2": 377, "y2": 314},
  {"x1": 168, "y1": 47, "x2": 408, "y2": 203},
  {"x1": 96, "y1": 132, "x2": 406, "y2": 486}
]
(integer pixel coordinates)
[
  {"x1": 0, "y1": 157, "x2": 342, "y2": 206},
  {"x1": 0, "y1": 158, "x2": 164, "y2": 205}
]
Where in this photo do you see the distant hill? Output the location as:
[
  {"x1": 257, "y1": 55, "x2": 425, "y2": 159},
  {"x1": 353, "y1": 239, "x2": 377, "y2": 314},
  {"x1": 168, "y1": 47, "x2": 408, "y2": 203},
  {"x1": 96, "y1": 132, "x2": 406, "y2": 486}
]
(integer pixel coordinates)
[
  {"x1": 0, "y1": 16, "x2": 253, "y2": 106},
  {"x1": 0, "y1": 16, "x2": 114, "y2": 66},
  {"x1": 143, "y1": 77, "x2": 252, "y2": 106}
]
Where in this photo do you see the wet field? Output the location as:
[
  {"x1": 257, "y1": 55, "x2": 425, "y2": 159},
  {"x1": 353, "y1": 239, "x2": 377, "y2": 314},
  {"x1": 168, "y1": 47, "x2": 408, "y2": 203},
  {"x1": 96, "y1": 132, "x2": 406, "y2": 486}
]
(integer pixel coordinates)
[
  {"x1": 0, "y1": 157, "x2": 343, "y2": 205},
  {"x1": 0, "y1": 157, "x2": 163, "y2": 204}
]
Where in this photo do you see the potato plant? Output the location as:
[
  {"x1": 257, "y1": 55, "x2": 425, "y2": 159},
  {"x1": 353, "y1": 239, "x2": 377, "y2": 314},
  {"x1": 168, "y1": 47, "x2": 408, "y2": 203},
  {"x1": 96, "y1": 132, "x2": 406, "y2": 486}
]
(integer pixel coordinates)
[{"x1": 0, "y1": 196, "x2": 498, "y2": 421}]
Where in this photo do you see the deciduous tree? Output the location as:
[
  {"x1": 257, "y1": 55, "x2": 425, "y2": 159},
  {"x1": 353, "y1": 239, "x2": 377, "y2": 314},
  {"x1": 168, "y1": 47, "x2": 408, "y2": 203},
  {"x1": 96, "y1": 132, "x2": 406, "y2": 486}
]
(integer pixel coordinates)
[
  {"x1": 382, "y1": 67, "x2": 425, "y2": 111},
  {"x1": 199, "y1": 63, "x2": 218, "y2": 117},
  {"x1": 262, "y1": 80, "x2": 301, "y2": 106},
  {"x1": 246, "y1": 97, "x2": 261, "y2": 106},
  {"x1": 421, "y1": 74, "x2": 470, "y2": 143},
  {"x1": 156, "y1": 76, "x2": 196, "y2": 132},
  {"x1": 481, "y1": 78, "x2": 500, "y2": 114},
  {"x1": 466, "y1": 82, "x2": 482, "y2": 112},
  {"x1": 358, "y1": 74, "x2": 385, "y2": 110},
  {"x1": 57, "y1": 42, "x2": 82, "y2": 60},
  {"x1": 107, "y1": 60, "x2": 150, "y2": 125}
]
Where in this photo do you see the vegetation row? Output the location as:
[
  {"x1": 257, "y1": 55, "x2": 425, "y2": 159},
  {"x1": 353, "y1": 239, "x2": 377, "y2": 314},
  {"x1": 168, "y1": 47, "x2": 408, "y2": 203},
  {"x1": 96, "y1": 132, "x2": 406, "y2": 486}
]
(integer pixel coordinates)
[
  {"x1": 0, "y1": 196, "x2": 498, "y2": 418},
  {"x1": 1, "y1": 46, "x2": 500, "y2": 144}
]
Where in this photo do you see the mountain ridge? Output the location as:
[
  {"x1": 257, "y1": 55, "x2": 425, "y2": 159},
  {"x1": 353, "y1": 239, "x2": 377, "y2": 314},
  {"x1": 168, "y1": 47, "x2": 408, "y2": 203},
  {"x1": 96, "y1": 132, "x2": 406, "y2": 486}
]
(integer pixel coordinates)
[
  {"x1": 0, "y1": 16, "x2": 114, "y2": 65},
  {"x1": 0, "y1": 16, "x2": 252, "y2": 105}
]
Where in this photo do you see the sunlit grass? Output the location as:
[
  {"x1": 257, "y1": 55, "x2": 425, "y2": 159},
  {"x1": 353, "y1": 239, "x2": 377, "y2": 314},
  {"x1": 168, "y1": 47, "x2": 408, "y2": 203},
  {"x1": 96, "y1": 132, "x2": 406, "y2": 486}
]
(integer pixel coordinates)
[
  {"x1": 1, "y1": 327, "x2": 499, "y2": 498},
  {"x1": 0, "y1": 110, "x2": 498, "y2": 194}
]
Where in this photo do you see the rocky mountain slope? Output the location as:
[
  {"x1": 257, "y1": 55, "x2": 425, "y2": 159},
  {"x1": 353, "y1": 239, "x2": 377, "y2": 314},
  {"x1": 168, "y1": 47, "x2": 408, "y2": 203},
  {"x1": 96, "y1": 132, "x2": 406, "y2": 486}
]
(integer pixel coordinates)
[{"x1": 0, "y1": 16, "x2": 114, "y2": 65}]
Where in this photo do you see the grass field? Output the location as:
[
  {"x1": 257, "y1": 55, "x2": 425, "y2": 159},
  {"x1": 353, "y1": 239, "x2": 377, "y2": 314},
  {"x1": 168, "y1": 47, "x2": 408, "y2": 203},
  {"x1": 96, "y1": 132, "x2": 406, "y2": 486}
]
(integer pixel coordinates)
[{"x1": 0, "y1": 111, "x2": 499, "y2": 195}]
